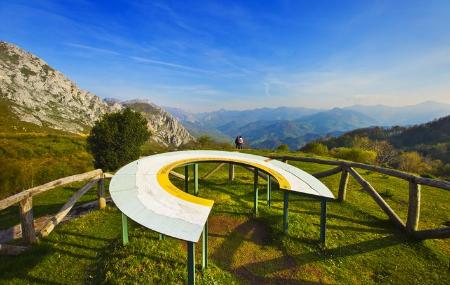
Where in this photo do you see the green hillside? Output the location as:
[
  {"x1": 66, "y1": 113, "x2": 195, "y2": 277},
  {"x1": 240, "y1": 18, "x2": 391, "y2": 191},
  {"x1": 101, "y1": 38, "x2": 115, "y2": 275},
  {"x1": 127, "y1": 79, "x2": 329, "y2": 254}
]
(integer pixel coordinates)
[
  {"x1": 0, "y1": 151, "x2": 449, "y2": 284},
  {"x1": 317, "y1": 115, "x2": 450, "y2": 164},
  {"x1": 0, "y1": 99, "x2": 94, "y2": 199}
]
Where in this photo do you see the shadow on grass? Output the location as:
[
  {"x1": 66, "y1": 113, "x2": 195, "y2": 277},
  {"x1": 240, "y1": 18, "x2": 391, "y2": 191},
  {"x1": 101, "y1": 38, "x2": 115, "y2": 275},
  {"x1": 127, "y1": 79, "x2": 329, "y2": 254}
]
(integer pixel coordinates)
[
  {"x1": 244, "y1": 235, "x2": 403, "y2": 276},
  {"x1": 210, "y1": 216, "x2": 333, "y2": 285}
]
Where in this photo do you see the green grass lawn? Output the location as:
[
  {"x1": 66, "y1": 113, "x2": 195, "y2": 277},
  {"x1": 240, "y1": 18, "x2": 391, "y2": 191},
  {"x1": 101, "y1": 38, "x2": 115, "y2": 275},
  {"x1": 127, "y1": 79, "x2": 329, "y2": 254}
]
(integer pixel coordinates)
[{"x1": 0, "y1": 151, "x2": 449, "y2": 284}]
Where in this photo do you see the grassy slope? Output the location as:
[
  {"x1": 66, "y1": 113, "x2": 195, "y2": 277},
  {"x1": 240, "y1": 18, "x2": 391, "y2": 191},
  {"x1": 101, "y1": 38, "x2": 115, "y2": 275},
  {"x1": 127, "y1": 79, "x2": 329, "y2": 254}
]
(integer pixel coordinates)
[
  {"x1": 0, "y1": 151, "x2": 449, "y2": 284},
  {"x1": 0, "y1": 99, "x2": 94, "y2": 199}
]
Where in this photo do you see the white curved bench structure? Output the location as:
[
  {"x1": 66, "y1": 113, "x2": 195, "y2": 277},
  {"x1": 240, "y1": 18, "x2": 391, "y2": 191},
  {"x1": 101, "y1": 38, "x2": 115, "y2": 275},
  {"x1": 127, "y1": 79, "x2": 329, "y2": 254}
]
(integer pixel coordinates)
[{"x1": 110, "y1": 150, "x2": 334, "y2": 284}]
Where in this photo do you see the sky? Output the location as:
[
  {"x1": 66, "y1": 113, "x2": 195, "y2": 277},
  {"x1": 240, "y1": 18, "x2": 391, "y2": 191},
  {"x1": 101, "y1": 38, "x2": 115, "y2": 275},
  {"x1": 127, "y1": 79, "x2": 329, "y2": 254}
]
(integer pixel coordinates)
[{"x1": 1, "y1": 0, "x2": 450, "y2": 112}]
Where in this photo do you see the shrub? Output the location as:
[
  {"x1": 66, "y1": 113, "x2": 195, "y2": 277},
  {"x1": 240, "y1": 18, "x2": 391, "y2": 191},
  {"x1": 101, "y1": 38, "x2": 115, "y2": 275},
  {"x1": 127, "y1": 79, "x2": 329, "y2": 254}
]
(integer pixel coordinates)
[
  {"x1": 397, "y1": 151, "x2": 431, "y2": 174},
  {"x1": 332, "y1": 147, "x2": 377, "y2": 164},
  {"x1": 87, "y1": 108, "x2": 150, "y2": 171},
  {"x1": 276, "y1": 144, "x2": 289, "y2": 151},
  {"x1": 301, "y1": 142, "x2": 328, "y2": 156}
]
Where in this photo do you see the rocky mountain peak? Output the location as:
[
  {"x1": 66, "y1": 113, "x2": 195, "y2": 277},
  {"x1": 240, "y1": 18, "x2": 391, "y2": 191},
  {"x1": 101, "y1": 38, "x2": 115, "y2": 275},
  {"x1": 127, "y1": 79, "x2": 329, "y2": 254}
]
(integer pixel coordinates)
[{"x1": 0, "y1": 41, "x2": 194, "y2": 146}]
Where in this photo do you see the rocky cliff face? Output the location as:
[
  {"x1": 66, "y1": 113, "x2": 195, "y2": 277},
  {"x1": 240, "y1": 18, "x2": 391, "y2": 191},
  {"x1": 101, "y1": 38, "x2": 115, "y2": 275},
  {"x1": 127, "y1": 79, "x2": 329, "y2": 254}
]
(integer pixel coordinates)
[
  {"x1": 0, "y1": 41, "x2": 122, "y2": 133},
  {"x1": 0, "y1": 41, "x2": 194, "y2": 146},
  {"x1": 124, "y1": 100, "x2": 195, "y2": 147}
]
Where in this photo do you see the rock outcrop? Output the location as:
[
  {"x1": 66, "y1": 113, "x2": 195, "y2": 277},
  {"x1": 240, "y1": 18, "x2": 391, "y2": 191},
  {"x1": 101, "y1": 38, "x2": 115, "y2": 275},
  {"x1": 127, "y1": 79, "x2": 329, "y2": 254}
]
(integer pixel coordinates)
[
  {"x1": 124, "y1": 100, "x2": 195, "y2": 147},
  {"x1": 0, "y1": 41, "x2": 194, "y2": 146}
]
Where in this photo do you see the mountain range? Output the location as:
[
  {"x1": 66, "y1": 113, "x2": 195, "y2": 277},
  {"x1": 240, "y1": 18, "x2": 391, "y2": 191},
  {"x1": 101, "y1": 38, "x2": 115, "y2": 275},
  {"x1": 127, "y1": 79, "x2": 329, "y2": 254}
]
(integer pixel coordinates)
[
  {"x1": 2, "y1": 40, "x2": 449, "y2": 151},
  {"x1": 166, "y1": 101, "x2": 450, "y2": 149},
  {"x1": 0, "y1": 41, "x2": 194, "y2": 147}
]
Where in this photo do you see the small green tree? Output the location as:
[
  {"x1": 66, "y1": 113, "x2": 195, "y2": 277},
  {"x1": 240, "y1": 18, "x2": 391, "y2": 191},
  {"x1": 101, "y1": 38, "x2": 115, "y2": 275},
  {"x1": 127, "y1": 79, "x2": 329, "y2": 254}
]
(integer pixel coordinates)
[
  {"x1": 198, "y1": 135, "x2": 213, "y2": 147},
  {"x1": 276, "y1": 144, "x2": 289, "y2": 151},
  {"x1": 87, "y1": 108, "x2": 150, "y2": 171}
]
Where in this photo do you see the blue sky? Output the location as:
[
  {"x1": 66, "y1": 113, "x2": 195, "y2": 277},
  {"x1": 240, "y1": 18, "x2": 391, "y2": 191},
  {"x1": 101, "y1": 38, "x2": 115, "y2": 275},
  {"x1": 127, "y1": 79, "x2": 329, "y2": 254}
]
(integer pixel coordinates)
[{"x1": 1, "y1": 0, "x2": 450, "y2": 112}]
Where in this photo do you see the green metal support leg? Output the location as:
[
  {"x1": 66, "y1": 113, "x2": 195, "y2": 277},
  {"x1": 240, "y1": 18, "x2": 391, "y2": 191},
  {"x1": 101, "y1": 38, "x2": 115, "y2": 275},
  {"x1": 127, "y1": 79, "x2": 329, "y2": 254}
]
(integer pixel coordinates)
[
  {"x1": 194, "y1": 164, "x2": 199, "y2": 196},
  {"x1": 253, "y1": 168, "x2": 259, "y2": 216},
  {"x1": 122, "y1": 213, "x2": 129, "y2": 245},
  {"x1": 159, "y1": 233, "x2": 165, "y2": 240},
  {"x1": 202, "y1": 221, "x2": 208, "y2": 269},
  {"x1": 187, "y1": 241, "x2": 195, "y2": 285},
  {"x1": 320, "y1": 199, "x2": 327, "y2": 244},
  {"x1": 283, "y1": 191, "x2": 289, "y2": 234},
  {"x1": 184, "y1": 165, "x2": 189, "y2": 193},
  {"x1": 267, "y1": 175, "x2": 271, "y2": 207}
]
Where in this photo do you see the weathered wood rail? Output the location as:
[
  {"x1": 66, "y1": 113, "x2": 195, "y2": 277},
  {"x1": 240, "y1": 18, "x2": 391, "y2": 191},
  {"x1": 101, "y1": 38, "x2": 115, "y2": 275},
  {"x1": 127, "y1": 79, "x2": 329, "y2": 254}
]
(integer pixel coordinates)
[
  {"x1": 264, "y1": 155, "x2": 450, "y2": 240},
  {"x1": 0, "y1": 169, "x2": 109, "y2": 255}
]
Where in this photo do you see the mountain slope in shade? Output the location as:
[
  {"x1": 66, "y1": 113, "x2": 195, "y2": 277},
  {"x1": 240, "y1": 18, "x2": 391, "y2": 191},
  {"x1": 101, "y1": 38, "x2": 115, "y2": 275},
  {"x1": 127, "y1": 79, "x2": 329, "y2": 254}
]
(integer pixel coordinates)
[
  {"x1": 318, "y1": 115, "x2": 450, "y2": 163},
  {"x1": 294, "y1": 108, "x2": 377, "y2": 133},
  {"x1": 227, "y1": 108, "x2": 376, "y2": 149},
  {"x1": 0, "y1": 42, "x2": 194, "y2": 147}
]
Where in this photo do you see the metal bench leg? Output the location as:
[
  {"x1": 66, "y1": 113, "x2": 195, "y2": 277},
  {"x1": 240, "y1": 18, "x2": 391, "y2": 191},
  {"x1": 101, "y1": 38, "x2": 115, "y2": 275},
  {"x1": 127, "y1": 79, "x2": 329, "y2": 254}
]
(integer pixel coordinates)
[
  {"x1": 122, "y1": 213, "x2": 129, "y2": 245},
  {"x1": 283, "y1": 191, "x2": 289, "y2": 234},
  {"x1": 202, "y1": 221, "x2": 208, "y2": 269},
  {"x1": 254, "y1": 168, "x2": 259, "y2": 216},
  {"x1": 184, "y1": 165, "x2": 189, "y2": 193},
  {"x1": 187, "y1": 241, "x2": 195, "y2": 285},
  {"x1": 194, "y1": 164, "x2": 199, "y2": 195},
  {"x1": 320, "y1": 199, "x2": 327, "y2": 244}
]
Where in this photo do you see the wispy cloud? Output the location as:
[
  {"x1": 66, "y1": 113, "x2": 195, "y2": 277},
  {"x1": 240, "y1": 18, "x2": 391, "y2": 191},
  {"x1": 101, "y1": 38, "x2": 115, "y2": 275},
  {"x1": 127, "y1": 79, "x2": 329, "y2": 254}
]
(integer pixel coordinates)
[
  {"x1": 130, "y1": 56, "x2": 212, "y2": 74},
  {"x1": 65, "y1": 43, "x2": 121, "y2": 55}
]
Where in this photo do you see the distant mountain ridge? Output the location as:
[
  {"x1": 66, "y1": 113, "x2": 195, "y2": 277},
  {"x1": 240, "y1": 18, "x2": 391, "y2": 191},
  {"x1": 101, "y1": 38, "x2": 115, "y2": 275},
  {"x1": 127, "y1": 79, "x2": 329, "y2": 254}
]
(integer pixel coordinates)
[
  {"x1": 165, "y1": 101, "x2": 450, "y2": 150},
  {"x1": 344, "y1": 101, "x2": 450, "y2": 126},
  {"x1": 0, "y1": 41, "x2": 194, "y2": 147}
]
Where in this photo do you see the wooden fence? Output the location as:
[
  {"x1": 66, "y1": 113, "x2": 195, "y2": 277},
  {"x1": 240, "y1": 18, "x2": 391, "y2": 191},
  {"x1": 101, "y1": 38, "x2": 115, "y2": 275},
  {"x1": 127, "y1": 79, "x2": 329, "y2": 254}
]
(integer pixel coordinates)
[
  {"x1": 264, "y1": 155, "x2": 450, "y2": 240},
  {"x1": 1, "y1": 155, "x2": 449, "y2": 255},
  {"x1": 0, "y1": 169, "x2": 108, "y2": 255}
]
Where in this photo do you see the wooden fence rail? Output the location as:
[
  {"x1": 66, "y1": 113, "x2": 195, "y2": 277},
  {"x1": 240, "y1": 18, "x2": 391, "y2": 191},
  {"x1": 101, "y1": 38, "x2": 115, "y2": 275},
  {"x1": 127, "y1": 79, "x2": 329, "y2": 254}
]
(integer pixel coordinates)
[
  {"x1": 265, "y1": 155, "x2": 450, "y2": 240},
  {"x1": 0, "y1": 169, "x2": 107, "y2": 255},
  {"x1": 2, "y1": 153, "x2": 449, "y2": 256}
]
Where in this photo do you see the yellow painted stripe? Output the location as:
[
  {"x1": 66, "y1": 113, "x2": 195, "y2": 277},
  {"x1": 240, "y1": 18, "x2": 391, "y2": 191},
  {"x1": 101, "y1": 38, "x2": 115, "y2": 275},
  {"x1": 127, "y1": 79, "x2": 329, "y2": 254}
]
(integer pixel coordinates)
[{"x1": 156, "y1": 157, "x2": 291, "y2": 207}]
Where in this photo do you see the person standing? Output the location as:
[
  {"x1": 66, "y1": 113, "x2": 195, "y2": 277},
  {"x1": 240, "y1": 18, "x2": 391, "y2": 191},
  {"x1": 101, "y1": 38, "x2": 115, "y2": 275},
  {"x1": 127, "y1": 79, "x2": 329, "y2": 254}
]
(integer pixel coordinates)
[{"x1": 238, "y1": 136, "x2": 244, "y2": 149}]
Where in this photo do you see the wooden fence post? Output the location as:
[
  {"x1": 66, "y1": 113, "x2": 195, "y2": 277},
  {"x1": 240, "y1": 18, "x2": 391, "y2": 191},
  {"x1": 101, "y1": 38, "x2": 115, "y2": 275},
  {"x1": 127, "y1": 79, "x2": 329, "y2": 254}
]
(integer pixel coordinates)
[
  {"x1": 338, "y1": 167, "x2": 349, "y2": 202},
  {"x1": 97, "y1": 173, "x2": 106, "y2": 209},
  {"x1": 406, "y1": 181, "x2": 421, "y2": 233},
  {"x1": 19, "y1": 196, "x2": 37, "y2": 244},
  {"x1": 228, "y1": 163, "x2": 235, "y2": 182}
]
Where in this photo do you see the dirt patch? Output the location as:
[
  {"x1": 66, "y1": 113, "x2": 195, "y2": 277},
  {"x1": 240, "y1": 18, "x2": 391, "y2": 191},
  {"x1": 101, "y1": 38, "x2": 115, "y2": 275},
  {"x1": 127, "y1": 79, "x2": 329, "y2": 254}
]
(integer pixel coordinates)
[
  {"x1": 208, "y1": 215, "x2": 325, "y2": 285},
  {"x1": 209, "y1": 215, "x2": 248, "y2": 236}
]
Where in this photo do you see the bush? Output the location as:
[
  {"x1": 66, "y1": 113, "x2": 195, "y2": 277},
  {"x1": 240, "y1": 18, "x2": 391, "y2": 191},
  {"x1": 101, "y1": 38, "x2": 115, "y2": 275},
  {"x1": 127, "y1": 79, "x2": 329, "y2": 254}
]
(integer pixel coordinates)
[
  {"x1": 397, "y1": 151, "x2": 431, "y2": 174},
  {"x1": 276, "y1": 144, "x2": 289, "y2": 151},
  {"x1": 87, "y1": 108, "x2": 150, "y2": 171},
  {"x1": 332, "y1": 147, "x2": 377, "y2": 164},
  {"x1": 301, "y1": 142, "x2": 328, "y2": 156}
]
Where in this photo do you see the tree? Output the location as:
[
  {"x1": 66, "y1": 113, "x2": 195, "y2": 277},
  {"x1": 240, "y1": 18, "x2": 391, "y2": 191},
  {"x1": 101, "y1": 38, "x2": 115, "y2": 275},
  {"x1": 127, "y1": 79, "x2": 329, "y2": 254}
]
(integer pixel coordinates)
[
  {"x1": 276, "y1": 144, "x2": 289, "y2": 151},
  {"x1": 198, "y1": 135, "x2": 213, "y2": 146},
  {"x1": 87, "y1": 108, "x2": 150, "y2": 171}
]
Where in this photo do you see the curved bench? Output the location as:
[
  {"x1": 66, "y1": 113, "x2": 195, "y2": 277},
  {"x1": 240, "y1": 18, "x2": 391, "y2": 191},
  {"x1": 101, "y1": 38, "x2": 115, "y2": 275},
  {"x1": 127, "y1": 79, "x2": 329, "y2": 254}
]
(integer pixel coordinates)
[
  {"x1": 110, "y1": 150, "x2": 334, "y2": 284},
  {"x1": 110, "y1": 150, "x2": 333, "y2": 241}
]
